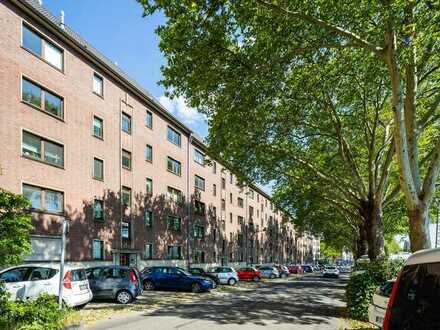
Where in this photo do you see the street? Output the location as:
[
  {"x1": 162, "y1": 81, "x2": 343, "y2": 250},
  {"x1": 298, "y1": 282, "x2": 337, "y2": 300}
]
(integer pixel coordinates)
[{"x1": 87, "y1": 274, "x2": 348, "y2": 330}]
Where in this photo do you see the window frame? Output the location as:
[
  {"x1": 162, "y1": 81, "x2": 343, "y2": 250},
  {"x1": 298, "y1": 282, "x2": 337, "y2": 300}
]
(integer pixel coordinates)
[
  {"x1": 144, "y1": 210, "x2": 153, "y2": 227},
  {"x1": 194, "y1": 149, "x2": 205, "y2": 166},
  {"x1": 167, "y1": 126, "x2": 181, "y2": 147},
  {"x1": 145, "y1": 144, "x2": 153, "y2": 163},
  {"x1": 22, "y1": 183, "x2": 64, "y2": 215},
  {"x1": 121, "y1": 222, "x2": 130, "y2": 239},
  {"x1": 92, "y1": 239, "x2": 104, "y2": 260},
  {"x1": 21, "y1": 76, "x2": 64, "y2": 120},
  {"x1": 167, "y1": 186, "x2": 183, "y2": 203},
  {"x1": 194, "y1": 175, "x2": 205, "y2": 191},
  {"x1": 93, "y1": 199, "x2": 104, "y2": 221},
  {"x1": 21, "y1": 22, "x2": 65, "y2": 72},
  {"x1": 167, "y1": 215, "x2": 182, "y2": 232},
  {"x1": 92, "y1": 115, "x2": 104, "y2": 140},
  {"x1": 121, "y1": 186, "x2": 131, "y2": 206},
  {"x1": 121, "y1": 112, "x2": 131, "y2": 134},
  {"x1": 122, "y1": 149, "x2": 132, "y2": 170},
  {"x1": 93, "y1": 157, "x2": 104, "y2": 181},
  {"x1": 92, "y1": 72, "x2": 104, "y2": 97},
  {"x1": 167, "y1": 156, "x2": 181, "y2": 176},
  {"x1": 194, "y1": 225, "x2": 205, "y2": 239},
  {"x1": 22, "y1": 130, "x2": 64, "y2": 168},
  {"x1": 144, "y1": 243, "x2": 153, "y2": 260},
  {"x1": 167, "y1": 245, "x2": 182, "y2": 259},
  {"x1": 145, "y1": 110, "x2": 153, "y2": 129},
  {"x1": 146, "y1": 178, "x2": 153, "y2": 195}
]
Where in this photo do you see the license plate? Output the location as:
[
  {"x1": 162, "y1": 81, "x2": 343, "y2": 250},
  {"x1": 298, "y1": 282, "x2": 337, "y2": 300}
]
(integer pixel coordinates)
[{"x1": 80, "y1": 284, "x2": 88, "y2": 290}]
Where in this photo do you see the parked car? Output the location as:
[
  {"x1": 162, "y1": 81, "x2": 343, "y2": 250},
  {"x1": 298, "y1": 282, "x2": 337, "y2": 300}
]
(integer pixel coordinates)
[
  {"x1": 275, "y1": 265, "x2": 290, "y2": 278},
  {"x1": 368, "y1": 280, "x2": 395, "y2": 328},
  {"x1": 208, "y1": 267, "x2": 239, "y2": 285},
  {"x1": 86, "y1": 266, "x2": 142, "y2": 304},
  {"x1": 383, "y1": 248, "x2": 440, "y2": 329},
  {"x1": 339, "y1": 265, "x2": 352, "y2": 273},
  {"x1": 322, "y1": 266, "x2": 340, "y2": 278},
  {"x1": 288, "y1": 265, "x2": 304, "y2": 274},
  {"x1": 0, "y1": 264, "x2": 92, "y2": 308},
  {"x1": 142, "y1": 266, "x2": 214, "y2": 292},
  {"x1": 189, "y1": 267, "x2": 220, "y2": 287},
  {"x1": 237, "y1": 267, "x2": 261, "y2": 281},
  {"x1": 259, "y1": 266, "x2": 280, "y2": 279},
  {"x1": 301, "y1": 265, "x2": 314, "y2": 273}
]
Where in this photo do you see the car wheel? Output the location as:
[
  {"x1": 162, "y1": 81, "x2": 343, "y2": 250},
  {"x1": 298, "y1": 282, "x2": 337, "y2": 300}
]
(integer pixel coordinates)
[
  {"x1": 143, "y1": 280, "x2": 155, "y2": 291},
  {"x1": 211, "y1": 281, "x2": 217, "y2": 289},
  {"x1": 116, "y1": 290, "x2": 133, "y2": 304},
  {"x1": 252, "y1": 276, "x2": 260, "y2": 282},
  {"x1": 228, "y1": 278, "x2": 237, "y2": 286},
  {"x1": 270, "y1": 274, "x2": 276, "y2": 279},
  {"x1": 192, "y1": 283, "x2": 201, "y2": 293}
]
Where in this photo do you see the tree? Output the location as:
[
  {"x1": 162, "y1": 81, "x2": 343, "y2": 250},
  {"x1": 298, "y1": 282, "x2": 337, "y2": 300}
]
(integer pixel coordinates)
[
  {"x1": 140, "y1": 0, "x2": 440, "y2": 252},
  {"x1": 0, "y1": 189, "x2": 33, "y2": 266}
]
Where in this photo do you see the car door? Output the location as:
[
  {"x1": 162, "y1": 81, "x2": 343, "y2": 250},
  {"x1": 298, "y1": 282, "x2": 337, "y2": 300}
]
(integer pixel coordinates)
[
  {"x1": 25, "y1": 267, "x2": 58, "y2": 299},
  {"x1": 166, "y1": 268, "x2": 183, "y2": 290},
  {"x1": 86, "y1": 268, "x2": 99, "y2": 297},
  {"x1": 99, "y1": 267, "x2": 122, "y2": 298},
  {"x1": 0, "y1": 267, "x2": 31, "y2": 300}
]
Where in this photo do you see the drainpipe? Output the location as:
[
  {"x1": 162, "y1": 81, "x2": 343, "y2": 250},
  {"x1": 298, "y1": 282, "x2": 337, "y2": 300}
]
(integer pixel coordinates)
[{"x1": 186, "y1": 133, "x2": 193, "y2": 271}]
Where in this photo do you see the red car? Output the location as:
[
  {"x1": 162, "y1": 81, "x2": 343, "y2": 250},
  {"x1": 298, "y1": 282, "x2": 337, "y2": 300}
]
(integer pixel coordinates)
[
  {"x1": 237, "y1": 267, "x2": 261, "y2": 281},
  {"x1": 288, "y1": 265, "x2": 304, "y2": 274}
]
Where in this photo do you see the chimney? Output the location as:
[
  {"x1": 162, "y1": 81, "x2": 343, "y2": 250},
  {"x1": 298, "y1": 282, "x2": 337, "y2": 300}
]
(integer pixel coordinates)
[{"x1": 60, "y1": 10, "x2": 65, "y2": 29}]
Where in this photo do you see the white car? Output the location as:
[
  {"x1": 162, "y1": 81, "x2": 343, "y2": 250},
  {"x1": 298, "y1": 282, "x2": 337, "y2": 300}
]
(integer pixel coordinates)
[
  {"x1": 368, "y1": 280, "x2": 394, "y2": 327},
  {"x1": 208, "y1": 267, "x2": 239, "y2": 285},
  {"x1": 322, "y1": 266, "x2": 340, "y2": 278},
  {"x1": 0, "y1": 264, "x2": 93, "y2": 307}
]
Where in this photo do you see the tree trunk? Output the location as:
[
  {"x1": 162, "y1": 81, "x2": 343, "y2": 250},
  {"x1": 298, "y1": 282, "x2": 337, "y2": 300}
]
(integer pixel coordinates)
[
  {"x1": 359, "y1": 198, "x2": 385, "y2": 260},
  {"x1": 408, "y1": 205, "x2": 431, "y2": 252},
  {"x1": 355, "y1": 223, "x2": 368, "y2": 259}
]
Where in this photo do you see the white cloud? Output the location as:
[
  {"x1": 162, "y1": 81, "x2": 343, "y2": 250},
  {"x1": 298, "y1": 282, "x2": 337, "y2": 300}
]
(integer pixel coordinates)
[{"x1": 159, "y1": 95, "x2": 206, "y2": 126}]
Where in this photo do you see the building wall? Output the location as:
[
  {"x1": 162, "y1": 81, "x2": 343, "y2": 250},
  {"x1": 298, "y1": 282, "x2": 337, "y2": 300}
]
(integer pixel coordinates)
[{"x1": 0, "y1": 0, "x2": 309, "y2": 268}]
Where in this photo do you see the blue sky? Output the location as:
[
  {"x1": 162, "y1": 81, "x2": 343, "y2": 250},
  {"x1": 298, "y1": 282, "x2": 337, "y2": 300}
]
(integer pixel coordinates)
[{"x1": 43, "y1": 0, "x2": 208, "y2": 138}]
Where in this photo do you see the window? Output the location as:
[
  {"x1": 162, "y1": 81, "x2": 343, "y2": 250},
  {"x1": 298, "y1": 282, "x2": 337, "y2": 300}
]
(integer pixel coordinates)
[
  {"x1": 230, "y1": 212, "x2": 233, "y2": 223},
  {"x1": 167, "y1": 186, "x2": 183, "y2": 203},
  {"x1": 249, "y1": 206, "x2": 254, "y2": 217},
  {"x1": 257, "y1": 194, "x2": 260, "y2": 202},
  {"x1": 212, "y1": 206, "x2": 217, "y2": 217},
  {"x1": 213, "y1": 184, "x2": 217, "y2": 196},
  {"x1": 145, "y1": 145, "x2": 153, "y2": 162},
  {"x1": 230, "y1": 173, "x2": 233, "y2": 184},
  {"x1": 144, "y1": 243, "x2": 153, "y2": 259},
  {"x1": 167, "y1": 245, "x2": 182, "y2": 259},
  {"x1": 238, "y1": 216, "x2": 244, "y2": 225},
  {"x1": 194, "y1": 175, "x2": 205, "y2": 191},
  {"x1": 213, "y1": 161, "x2": 217, "y2": 174},
  {"x1": 145, "y1": 110, "x2": 153, "y2": 128},
  {"x1": 221, "y1": 178, "x2": 226, "y2": 189},
  {"x1": 167, "y1": 215, "x2": 181, "y2": 232},
  {"x1": 221, "y1": 199, "x2": 226, "y2": 210},
  {"x1": 23, "y1": 184, "x2": 63, "y2": 213},
  {"x1": 22, "y1": 131, "x2": 64, "y2": 167},
  {"x1": 146, "y1": 178, "x2": 153, "y2": 195},
  {"x1": 167, "y1": 126, "x2": 181, "y2": 147},
  {"x1": 230, "y1": 193, "x2": 233, "y2": 204},
  {"x1": 194, "y1": 250, "x2": 205, "y2": 263},
  {"x1": 93, "y1": 199, "x2": 104, "y2": 221},
  {"x1": 92, "y1": 240, "x2": 104, "y2": 260},
  {"x1": 121, "y1": 112, "x2": 131, "y2": 134},
  {"x1": 22, "y1": 78, "x2": 63, "y2": 119},
  {"x1": 194, "y1": 225, "x2": 204, "y2": 239},
  {"x1": 238, "y1": 197, "x2": 244, "y2": 208},
  {"x1": 194, "y1": 201, "x2": 205, "y2": 216},
  {"x1": 144, "y1": 210, "x2": 153, "y2": 227},
  {"x1": 93, "y1": 116, "x2": 103, "y2": 139},
  {"x1": 93, "y1": 73, "x2": 103, "y2": 96},
  {"x1": 93, "y1": 158, "x2": 104, "y2": 180},
  {"x1": 167, "y1": 157, "x2": 181, "y2": 175},
  {"x1": 122, "y1": 222, "x2": 130, "y2": 239},
  {"x1": 22, "y1": 23, "x2": 63, "y2": 70},
  {"x1": 122, "y1": 149, "x2": 131, "y2": 169},
  {"x1": 249, "y1": 189, "x2": 255, "y2": 199},
  {"x1": 121, "y1": 186, "x2": 131, "y2": 206},
  {"x1": 194, "y1": 149, "x2": 205, "y2": 165}
]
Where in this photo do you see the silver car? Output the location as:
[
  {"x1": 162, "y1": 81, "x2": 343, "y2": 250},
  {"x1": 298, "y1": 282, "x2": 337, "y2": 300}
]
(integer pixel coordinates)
[{"x1": 259, "y1": 266, "x2": 279, "y2": 279}]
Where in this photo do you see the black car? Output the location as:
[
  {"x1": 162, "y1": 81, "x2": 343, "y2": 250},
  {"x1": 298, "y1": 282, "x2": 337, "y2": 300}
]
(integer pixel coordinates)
[
  {"x1": 189, "y1": 267, "x2": 219, "y2": 287},
  {"x1": 301, "y1": 265, "x2": 313, "y2": 273}
]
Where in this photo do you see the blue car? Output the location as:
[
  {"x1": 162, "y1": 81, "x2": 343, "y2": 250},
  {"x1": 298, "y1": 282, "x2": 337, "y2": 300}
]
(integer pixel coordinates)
[{"x1": 141, "y1": 266, "x2": 214, "y2": 293}]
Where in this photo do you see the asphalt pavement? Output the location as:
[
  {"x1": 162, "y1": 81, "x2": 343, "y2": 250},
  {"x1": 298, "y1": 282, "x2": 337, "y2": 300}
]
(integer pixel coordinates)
[{"x1": 87, "y1": 274, "x2": 348, "y2": 330}]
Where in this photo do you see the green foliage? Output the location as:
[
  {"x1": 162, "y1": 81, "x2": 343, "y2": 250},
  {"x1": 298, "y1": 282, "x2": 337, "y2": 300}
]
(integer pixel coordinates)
[
  {"x1": 0, "y1": 189, "x2": 33, "y2": 266},
  {"x1": 346, "y1": 259, "x2": 404, "y2": 320},
  {"x1": 320, "y1": 241, "x2": 340, "y2": 258},
  {"x1": 0, "y1": 288, "x2": 69, "y2": 330}
]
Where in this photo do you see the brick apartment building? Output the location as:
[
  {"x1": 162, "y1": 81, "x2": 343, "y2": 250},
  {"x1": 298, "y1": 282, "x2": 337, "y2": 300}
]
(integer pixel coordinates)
[{"x1": 0, "y1": 0, "x2": 316, "y2": 268}]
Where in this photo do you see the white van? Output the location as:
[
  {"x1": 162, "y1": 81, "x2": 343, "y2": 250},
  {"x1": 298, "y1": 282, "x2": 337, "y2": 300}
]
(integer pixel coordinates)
[
  {"x1": 383, "y1": 248, "x2": 440, "y2": 329},
  {"x1": 0, "y1": 264, "x2": 93, "y2": 308}
]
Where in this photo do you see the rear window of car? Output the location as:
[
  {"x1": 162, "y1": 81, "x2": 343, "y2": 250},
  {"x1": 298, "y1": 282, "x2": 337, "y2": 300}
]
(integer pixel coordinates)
[
  {"x1": 390, "y1": 262, "x2": 440, "y2": 328},
  {"x1": 70, "y1": 269, "x2": 87, "y2": 281}
]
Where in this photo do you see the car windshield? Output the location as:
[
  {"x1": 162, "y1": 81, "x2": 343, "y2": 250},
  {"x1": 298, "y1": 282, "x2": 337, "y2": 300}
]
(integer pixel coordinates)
[
  {"x1": 326, "y1": 267, "x2": 336, "y2": 270},
  {"x1": 177, "y1": 268, "x2": 191, "y2": 276}
]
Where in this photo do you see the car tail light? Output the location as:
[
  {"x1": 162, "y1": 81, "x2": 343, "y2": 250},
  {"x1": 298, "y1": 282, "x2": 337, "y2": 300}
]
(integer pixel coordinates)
[
  {"x1": 63, "y1": 271, "x2": 72, "y2": 289},
  {"x1": 130, "y1": 270, "x2": 137, "y2": 285},
  {"x1": 382, "y1": 270, "x2": 402, "y2": 330}
]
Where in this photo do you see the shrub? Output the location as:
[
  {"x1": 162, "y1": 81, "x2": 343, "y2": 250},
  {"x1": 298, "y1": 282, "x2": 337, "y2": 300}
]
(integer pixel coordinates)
[
  {"x1": 0, "y1": 287, "x2": 70, "y2": 330},
  {"x1": 345, "y1": 259, "x2": 404, "y2": 320}
]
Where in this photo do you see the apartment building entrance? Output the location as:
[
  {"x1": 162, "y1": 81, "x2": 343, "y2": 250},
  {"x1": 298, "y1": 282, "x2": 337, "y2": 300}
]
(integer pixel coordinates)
[{"x1": 113, "y1": 252, "x2": 138, "y2": 267}]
